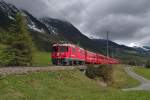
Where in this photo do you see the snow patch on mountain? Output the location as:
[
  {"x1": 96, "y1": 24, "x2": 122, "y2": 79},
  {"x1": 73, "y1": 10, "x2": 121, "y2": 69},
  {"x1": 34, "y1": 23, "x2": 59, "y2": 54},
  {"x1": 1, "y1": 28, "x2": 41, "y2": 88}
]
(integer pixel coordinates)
[
  {"x1": 28, "y1": 24, "x2": 44, "y2": 33},
  {"x1": 8, "y1": 15, "x2": 14, "y2": 20},
  {"x1": 45, "y1": 24, "x2": 58, "y2": 35},
  {"x1": 27, "y1": 19, "x2": 44, "y2": 33},
  {"x1": 40, "y1": 18, "x2": 59, "y2": 35}
]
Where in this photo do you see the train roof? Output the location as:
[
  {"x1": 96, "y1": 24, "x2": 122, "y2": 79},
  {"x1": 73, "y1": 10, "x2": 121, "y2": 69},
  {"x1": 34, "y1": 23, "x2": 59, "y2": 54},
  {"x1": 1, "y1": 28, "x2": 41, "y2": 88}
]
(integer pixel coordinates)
[
  {"x1": 53, "y1": 43, "x2": 76, "y2": 47},
  {"x1": 53, "y1": 43, "x2": 85, "y2": 50}
]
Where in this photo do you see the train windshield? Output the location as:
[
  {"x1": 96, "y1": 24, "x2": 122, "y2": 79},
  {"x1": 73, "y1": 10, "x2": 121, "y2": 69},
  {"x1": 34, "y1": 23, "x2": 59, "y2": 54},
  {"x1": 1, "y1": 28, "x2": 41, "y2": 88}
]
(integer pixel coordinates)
[
  {"x1": 52, "y1": 46, "x2": 58, "y2": 52},
  {"x1": 60, "y1": 46, "x2": 68, "y2": 52},
  {"x1": 52, "y1": 46, "x2": 68, "y2": 52}
]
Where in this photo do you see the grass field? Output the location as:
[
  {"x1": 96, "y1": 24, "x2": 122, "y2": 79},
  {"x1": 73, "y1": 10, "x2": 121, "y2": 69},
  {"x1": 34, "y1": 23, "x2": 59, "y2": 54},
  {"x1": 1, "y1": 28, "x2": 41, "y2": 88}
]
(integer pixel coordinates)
[
  {"x1": 133, "y1": 67, "x2": 150, "y2": 80},
  {"x1": 0, "y1": 65, "x2": 148, "y2": 100},
  {"x1": 111, "y1": 65, "x2": 140, "y2": 88},
  {"x1": 32, "y1": 51, "x2": 51, "y2": 66}
]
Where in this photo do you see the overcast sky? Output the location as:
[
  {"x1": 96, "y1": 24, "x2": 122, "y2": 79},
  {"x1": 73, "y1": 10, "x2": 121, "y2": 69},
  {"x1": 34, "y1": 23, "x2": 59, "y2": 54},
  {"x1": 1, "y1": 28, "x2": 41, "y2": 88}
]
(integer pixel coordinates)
[{"x1": 5, "y1": 0, "x2": 150, "y2": 47}]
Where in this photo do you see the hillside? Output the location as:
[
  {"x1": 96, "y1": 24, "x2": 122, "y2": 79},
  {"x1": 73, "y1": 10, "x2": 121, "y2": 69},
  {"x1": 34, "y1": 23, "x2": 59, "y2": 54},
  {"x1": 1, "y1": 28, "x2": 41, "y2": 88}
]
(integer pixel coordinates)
[
  {"x1": 0, "y1": 65, "x2": 147, "y2": 100},
  {"x1": 0, "y1": 0, "x2": 150, "y2": 65}
]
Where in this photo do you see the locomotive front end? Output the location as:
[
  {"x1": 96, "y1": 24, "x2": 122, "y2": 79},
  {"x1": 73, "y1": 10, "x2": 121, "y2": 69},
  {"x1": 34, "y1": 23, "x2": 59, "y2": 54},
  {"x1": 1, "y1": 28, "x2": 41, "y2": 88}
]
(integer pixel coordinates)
[{"x1": 52, "y1": 44, "x2": 69, "y2": 65}]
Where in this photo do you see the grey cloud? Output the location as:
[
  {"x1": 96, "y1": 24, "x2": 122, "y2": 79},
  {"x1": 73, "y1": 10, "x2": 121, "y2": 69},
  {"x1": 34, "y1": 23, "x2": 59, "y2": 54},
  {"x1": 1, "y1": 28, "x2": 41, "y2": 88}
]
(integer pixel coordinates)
[{"x1": 5, "y1": 0, "x2": 150, "y2": 46}]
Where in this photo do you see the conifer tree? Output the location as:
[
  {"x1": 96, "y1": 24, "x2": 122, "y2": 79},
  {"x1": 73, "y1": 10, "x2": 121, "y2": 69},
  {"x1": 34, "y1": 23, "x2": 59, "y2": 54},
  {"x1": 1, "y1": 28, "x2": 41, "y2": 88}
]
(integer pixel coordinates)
[{"x1": 5, "y1": 13, "x2": 33, "y2": 66}]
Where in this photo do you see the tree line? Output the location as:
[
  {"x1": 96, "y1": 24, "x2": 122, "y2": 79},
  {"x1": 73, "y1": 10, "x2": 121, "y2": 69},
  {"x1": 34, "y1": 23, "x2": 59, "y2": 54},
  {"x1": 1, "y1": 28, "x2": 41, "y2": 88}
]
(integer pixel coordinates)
[{"x1": 128, "y1": 59, "x2": 150, "y2": 68}]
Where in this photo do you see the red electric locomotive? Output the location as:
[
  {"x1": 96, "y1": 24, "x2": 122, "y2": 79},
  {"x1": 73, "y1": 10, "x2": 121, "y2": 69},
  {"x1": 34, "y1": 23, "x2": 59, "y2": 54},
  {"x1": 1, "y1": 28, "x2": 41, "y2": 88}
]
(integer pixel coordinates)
[
  {"x1": 52, "y1": 43, "x2": 85, "y2": 65},
  {"x1": 52, "y1": 43, "x2": 119, "y2": 65}
]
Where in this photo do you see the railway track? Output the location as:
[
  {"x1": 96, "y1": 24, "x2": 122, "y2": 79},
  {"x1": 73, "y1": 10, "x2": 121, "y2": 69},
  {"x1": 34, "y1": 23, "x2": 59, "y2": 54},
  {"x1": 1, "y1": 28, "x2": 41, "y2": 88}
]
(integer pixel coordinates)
[{"x1": 0, "y1": 66, "x2": 87, "y2": 75}]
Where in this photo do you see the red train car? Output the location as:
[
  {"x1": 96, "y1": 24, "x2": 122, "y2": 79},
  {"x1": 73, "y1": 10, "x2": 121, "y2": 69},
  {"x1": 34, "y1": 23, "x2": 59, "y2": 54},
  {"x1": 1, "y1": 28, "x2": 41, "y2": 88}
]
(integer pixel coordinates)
[
  {"x1": 85, "y1": 51, "x2": 97, "y2": 64},
  {"x1": 52, "y1": 43, "x2": 85, "y2": 65},
  {"x1": 52, "y1": 43, "x2": 119, "y2": 65}
]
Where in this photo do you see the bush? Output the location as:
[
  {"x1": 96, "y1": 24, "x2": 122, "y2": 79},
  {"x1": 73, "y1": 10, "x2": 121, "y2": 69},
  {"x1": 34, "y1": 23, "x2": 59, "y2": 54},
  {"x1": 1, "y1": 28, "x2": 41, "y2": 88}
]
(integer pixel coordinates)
[
  {"x1": 86, "y1": 64, "x2": 113, "y2": 85},
  {"x1": 145, "y1": 60, "x2": 150, "y2": 68},
  {"x1": 86, "y1": 65, "x2": 97, "y2": 79},
  {"x1": 128, "y1": 60, "x2": 137, "y2": 66}
]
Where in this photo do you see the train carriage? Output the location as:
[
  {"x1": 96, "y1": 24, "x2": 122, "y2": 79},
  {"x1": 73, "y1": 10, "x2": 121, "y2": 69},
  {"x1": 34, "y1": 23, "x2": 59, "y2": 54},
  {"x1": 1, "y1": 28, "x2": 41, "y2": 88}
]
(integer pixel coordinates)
[
  {"x1": 85, "y1": 51, "x2": 97, "y2": 64},
  {"x1": 52, "y1": 43, "x2": 119, "y2": 65},
  {"x1": 96, "y1": 54, "x2": 105, "y2": 64}
]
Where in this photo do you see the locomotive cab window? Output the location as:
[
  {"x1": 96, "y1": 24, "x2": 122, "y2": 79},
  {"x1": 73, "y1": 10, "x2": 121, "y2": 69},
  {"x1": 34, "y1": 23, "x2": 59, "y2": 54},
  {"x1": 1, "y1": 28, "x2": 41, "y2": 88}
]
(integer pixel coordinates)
[
  {"x1": 60, "y1": 46, "x2": 68, "y2": 52},
  {"x1": 52, "y1": 46, "x2": 58, "y2": 52}
]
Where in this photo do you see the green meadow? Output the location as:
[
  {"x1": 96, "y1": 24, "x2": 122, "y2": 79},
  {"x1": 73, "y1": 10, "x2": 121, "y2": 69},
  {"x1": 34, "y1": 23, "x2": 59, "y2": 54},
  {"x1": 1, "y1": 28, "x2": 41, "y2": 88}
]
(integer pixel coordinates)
[{"x1": 0, "y1": 65, "x2": 149, "y2": 100}]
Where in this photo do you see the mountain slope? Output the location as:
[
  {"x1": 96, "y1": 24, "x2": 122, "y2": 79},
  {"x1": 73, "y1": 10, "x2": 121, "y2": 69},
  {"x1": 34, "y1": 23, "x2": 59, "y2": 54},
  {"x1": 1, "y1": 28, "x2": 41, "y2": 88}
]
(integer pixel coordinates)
[{"x1": 41, "y1": 17, "x2": 100, "y2": 52}]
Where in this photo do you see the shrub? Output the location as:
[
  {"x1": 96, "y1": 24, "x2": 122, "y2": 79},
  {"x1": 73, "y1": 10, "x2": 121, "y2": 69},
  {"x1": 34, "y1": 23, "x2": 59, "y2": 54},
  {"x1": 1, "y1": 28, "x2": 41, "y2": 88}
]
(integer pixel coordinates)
[
  {"x1": 86, "y1": 64, "x2": 113, "y2": 85},
  {"x1": 145, "y1": 60, "x2": 150, "y2": 68},
  {"x1": 128, "y1": 60, "x2": 137, "y2": 66}
]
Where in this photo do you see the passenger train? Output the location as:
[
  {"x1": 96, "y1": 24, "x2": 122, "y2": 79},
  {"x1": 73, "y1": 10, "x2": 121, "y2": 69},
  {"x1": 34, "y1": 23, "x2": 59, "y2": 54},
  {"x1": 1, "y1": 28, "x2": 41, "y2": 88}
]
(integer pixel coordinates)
[{"x1": 51, "y1": 43, "x2": 119, "y2": 65}]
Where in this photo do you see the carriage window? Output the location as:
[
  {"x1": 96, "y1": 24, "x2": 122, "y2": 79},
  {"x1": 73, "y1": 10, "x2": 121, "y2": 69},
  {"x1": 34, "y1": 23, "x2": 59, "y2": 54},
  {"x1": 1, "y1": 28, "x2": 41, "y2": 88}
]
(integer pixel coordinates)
[{"x1": 60, "y1": 46, "x2": 68, "y2": 52}]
